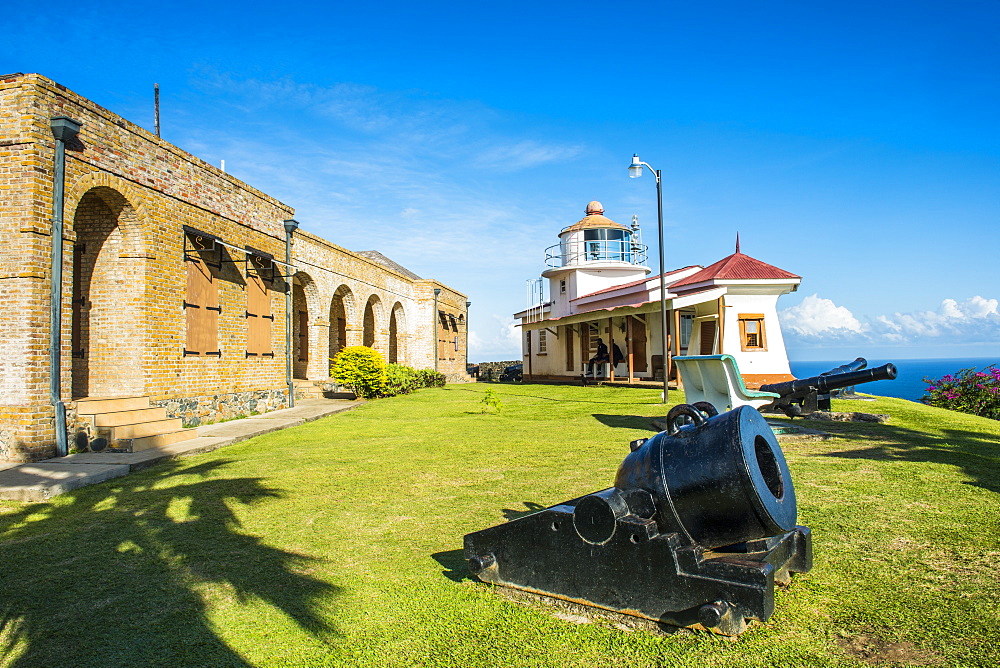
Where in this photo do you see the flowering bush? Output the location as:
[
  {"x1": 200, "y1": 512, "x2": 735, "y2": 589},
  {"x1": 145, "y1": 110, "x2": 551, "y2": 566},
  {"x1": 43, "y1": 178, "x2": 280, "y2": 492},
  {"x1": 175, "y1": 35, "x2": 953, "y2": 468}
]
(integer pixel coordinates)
[{"x1": 923, "y1": 365, "x2": 1000, "y2": 420}]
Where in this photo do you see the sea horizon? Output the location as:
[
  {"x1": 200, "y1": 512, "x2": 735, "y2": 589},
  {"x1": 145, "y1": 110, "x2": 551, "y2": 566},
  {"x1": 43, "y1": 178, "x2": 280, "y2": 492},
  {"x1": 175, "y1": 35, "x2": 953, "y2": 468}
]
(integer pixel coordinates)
[{"x1": 789, "y1": 357, "x2": 999, "y2": 403}]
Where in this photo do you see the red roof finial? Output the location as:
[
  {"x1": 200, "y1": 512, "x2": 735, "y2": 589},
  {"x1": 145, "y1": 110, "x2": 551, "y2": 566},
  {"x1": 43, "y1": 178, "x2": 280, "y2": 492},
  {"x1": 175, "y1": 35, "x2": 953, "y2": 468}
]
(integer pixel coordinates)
[{"x1": 736, "y1": 232, "x2": 741, "y2": 254}]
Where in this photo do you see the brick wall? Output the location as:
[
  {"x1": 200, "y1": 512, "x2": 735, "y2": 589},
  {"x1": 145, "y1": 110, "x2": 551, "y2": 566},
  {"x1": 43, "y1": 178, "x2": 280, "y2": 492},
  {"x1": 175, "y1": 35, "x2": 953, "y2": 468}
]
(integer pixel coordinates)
[{"x1": 0, "y1": 73, "x2": 467, "y2": 461}]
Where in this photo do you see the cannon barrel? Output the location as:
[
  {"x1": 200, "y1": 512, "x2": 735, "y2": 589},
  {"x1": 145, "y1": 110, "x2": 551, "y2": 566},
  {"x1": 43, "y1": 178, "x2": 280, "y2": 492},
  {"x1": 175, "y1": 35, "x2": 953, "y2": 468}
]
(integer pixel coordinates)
[
  {"x1": 761, "y1": 362, "x2": 897, "y2": 397},
  {"x1": 822, "y1": 357, "x2": 866, "y2": 376}
]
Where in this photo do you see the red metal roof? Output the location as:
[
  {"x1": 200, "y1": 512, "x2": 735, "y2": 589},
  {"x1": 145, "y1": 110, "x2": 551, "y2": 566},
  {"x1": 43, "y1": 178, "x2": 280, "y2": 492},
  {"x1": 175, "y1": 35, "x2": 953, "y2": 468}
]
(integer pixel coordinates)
[
  {"x1": 670, "y1": 251, "x2": 799, "y2": 289},
  {"x1": 571, "y1": 266, "x2": 700, "y2": 301}
]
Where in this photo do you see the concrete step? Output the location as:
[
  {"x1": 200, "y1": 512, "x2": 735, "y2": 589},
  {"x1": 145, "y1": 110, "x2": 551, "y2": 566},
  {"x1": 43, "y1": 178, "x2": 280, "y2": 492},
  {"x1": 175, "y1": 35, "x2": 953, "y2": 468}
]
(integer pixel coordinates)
[
  {"x1": 127, "y1": 428, "x2": 200, "y2": 452},
  {"x1": 93, "y1": 407, "x2": 168, "y2": 427},
  {"x1": 108, "y1": 418, "x2": 184, "y2": 440},
  {"x1": 75, "y1": 396, "x2": 150, "y2": 414}
]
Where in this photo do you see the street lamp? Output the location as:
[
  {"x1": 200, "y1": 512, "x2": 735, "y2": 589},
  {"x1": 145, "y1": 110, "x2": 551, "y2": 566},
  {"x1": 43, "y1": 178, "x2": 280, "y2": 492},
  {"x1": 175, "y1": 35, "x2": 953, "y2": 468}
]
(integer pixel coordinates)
[{"x1": 628, "y1": 154, "x2": 669, "y2": 403}]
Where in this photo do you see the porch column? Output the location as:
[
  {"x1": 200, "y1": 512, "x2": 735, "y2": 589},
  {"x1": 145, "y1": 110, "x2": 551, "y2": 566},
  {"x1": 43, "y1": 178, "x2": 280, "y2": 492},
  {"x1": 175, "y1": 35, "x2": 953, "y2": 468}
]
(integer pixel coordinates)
[
  {"x1": 607, "y1": 317, "x2": 614, "y2": 382},
  {"x1": 673, "y1": 309, "x2": 683, "y2": 390},
  {"x1": 626, "y1": 316, "x2": 634, "y2": 383}
]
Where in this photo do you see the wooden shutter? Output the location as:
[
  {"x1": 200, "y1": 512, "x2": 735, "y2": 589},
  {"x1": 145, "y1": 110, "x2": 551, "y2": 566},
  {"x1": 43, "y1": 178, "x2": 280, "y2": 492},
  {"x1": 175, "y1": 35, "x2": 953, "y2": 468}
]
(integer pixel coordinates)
[
  {"x1": 246, "y1": 258, "x2": 273, "y2": 356},
  {"x1": 297, "y1": 310, "x2": 309, "y2": 362},
  {"x1": 699, "y1": 320, "x2": 716, "y2": 355},
  {"x1": 71, "y1": 244, "x2": 86, "y2": 358},
  {"x1": 185, "y1": 252, "x2": 220, "y2": 356},
  {"x1": 630, "y1": 316, "x2": 648, "y2": 372},
  {"x1": 564, "y1": 326, "x2": 574, "y2": 371}
]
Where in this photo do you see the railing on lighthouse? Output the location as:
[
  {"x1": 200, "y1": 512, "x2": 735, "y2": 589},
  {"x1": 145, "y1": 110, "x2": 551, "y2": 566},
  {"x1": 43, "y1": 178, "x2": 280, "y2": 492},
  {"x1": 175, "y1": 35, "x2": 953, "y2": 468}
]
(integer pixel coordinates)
[{"x1": 524, "y1": 278, "x2": 546, "y2": 324}]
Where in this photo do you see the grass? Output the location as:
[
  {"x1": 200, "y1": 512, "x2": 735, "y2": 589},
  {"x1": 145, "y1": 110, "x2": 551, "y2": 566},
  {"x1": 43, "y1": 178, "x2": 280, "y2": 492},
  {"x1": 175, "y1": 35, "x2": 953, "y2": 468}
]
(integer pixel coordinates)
[{"x1": 0, "y1": 384, "x2": 998, "y2": 667}]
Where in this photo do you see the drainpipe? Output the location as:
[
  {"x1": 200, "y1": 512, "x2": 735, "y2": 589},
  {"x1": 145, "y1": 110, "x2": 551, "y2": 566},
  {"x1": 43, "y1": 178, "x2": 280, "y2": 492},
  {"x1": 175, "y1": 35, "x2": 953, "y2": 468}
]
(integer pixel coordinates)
[
  {"x1": 49, "y1": 117, "x2": 82, "y2": 458},
  {"x1": 283, "y1": 219, "x2": 299, "y2": 407},
  {"x1": 464, "y1": 300, "x2": 471, "y2": 373},
  {"x1": 433, "y1": 288, "x2": 441, "y2": 372}
]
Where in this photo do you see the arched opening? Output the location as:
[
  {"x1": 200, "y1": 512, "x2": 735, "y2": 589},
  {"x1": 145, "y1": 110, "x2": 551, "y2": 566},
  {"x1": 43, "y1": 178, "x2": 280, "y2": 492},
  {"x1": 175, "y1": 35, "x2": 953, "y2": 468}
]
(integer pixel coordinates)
[
  {"x1": 292, "y1": 272, "x2": 317, "y2": 379},
  {"x1": 71, "y1": 187, "x2": 145, "y2": 398},
  {"x1": 328, "y1": 285, "x2": 355, "y2": 364},
  {"x1": 389, "y1": 302, "x2": 406, "y2": 364},
  {"x1": 362, "y1": 295, "x2": 382, "y2": 352}
]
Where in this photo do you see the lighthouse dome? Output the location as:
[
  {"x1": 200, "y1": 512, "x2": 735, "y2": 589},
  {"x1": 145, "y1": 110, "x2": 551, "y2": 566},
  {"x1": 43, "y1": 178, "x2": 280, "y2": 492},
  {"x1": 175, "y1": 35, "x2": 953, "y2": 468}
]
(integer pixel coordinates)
[{"x1": 560, "y1": 201, "x2": 631, "y2": 235}]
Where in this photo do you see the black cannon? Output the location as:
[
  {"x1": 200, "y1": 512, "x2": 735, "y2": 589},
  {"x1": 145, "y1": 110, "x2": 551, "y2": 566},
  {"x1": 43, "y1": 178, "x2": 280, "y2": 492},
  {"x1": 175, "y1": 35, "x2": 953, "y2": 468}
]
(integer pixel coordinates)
[
  {"x1": 464, "y1": 404, "x2": 812, "y2": 636},
  {"x1": 760, "y1": 361, "x2": 897, "y2": 417}
]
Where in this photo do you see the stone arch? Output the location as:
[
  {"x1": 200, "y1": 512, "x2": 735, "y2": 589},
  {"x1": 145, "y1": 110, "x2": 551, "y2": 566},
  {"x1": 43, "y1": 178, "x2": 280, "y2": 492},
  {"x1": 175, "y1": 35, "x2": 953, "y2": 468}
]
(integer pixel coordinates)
[
  {"x1": 66, "y1": 172, "x2": 150, "y2": 246},
  {"x1": 292, "y1": 271, "x2": 321, "y2": 379},
  {"x1": 328, "y1": 284, "x2": 357, "y2": 362},
  {"x1": 70, "y1": 185, "x2": 148, "y2": 398},
  {"x1": 362, "y1": 294, "x2": 384, "y2": 354},
  {"x1": 388, "y1": 302, "x2": 407, "y2": 364}
]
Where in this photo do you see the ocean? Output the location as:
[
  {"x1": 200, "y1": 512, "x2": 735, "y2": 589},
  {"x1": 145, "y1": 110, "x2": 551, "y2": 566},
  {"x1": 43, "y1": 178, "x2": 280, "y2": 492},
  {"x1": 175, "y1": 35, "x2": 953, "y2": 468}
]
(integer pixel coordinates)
[{"x1": 788, "y1": 357, "x2": 1000, "y2": 403}]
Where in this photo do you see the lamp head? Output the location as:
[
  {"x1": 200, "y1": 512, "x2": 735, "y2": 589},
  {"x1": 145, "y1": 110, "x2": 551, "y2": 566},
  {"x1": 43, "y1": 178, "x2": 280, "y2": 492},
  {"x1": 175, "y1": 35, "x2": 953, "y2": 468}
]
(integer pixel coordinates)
[
  {"x1": 283, "y1": 219, "x2": 300, "y2": 235},
  {"x1": 628, "y1": 154, "x2": 643, "y2": 179},
  {"x1": 433, "y1": 288, "x2": 441, "y2": 296}
]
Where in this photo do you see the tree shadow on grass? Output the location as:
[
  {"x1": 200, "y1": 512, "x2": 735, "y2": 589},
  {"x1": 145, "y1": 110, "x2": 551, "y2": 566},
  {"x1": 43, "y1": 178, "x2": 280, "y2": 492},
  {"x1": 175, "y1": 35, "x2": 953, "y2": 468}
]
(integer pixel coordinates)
[
  {"x1": 802, "y1": 419, "x2": 1000, "y2": 494},
  {"x1": 0, "y1": 459, "x2": 341, "y2": 667},
  {"x1": 591, "y1": 414, "x2": 661, "y2": 432}
]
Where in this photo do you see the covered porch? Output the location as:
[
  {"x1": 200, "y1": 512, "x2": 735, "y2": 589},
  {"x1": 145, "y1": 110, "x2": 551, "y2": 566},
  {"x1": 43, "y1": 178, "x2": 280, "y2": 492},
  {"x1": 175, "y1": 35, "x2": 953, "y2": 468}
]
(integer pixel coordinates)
[{"x1": 520, "y1": 289, "x2": 727, "y2": 386}]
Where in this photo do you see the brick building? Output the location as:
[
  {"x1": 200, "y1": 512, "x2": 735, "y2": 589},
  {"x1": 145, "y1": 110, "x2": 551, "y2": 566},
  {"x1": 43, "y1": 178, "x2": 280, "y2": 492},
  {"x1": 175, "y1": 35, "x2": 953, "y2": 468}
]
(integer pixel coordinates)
[{"x1": 0, "y1": 73, "x2": 467, "y2": 462}]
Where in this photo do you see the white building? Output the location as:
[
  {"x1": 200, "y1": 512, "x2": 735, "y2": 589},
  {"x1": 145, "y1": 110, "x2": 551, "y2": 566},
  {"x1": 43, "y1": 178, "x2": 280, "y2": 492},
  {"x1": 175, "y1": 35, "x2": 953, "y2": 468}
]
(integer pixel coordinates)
[{"x1": 516, "y1": 201, "x2": 801, "y2": 388}]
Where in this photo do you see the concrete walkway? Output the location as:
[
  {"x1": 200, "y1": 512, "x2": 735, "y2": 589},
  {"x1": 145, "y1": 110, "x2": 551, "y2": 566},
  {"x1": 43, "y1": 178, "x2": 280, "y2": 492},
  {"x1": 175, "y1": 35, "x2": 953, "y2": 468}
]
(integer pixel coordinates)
[{"x1": 0, "y1": 397, "x2": 364, "y2": 502}]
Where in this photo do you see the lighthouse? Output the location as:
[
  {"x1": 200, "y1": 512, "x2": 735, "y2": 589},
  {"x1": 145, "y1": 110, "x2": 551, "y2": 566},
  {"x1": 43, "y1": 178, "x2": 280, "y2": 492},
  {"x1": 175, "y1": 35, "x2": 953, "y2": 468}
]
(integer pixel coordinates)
[{"x1": 542, "y1": 201, "x2": 650, "y2": 319}]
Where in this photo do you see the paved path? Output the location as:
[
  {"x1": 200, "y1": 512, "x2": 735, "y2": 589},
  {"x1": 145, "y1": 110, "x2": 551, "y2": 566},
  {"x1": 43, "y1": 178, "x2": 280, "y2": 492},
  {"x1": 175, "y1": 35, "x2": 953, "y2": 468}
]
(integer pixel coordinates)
[{"x1": 0, "y1": 398, "x2": 364, "y2": 502}]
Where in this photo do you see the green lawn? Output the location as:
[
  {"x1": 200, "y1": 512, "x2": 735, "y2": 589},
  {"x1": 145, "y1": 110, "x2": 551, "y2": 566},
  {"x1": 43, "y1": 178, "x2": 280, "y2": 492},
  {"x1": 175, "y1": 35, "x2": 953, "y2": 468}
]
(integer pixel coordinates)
[{"x1": 1, "y1": 384, "x2": 998, "y2": 667}]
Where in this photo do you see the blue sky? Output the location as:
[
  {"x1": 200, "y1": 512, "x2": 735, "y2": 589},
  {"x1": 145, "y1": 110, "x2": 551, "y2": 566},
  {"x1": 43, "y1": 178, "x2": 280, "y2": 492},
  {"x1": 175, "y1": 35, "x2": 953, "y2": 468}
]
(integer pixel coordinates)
[{"x1": 5, "y1": 1, "x2": 998, "y2": 361}]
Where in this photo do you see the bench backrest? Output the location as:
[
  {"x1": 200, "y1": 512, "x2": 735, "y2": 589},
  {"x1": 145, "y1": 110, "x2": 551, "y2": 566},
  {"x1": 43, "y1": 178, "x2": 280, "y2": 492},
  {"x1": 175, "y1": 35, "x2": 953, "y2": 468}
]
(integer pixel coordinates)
[{"x1": 674, "y1": 354, "x2": 779, "y2": 413}]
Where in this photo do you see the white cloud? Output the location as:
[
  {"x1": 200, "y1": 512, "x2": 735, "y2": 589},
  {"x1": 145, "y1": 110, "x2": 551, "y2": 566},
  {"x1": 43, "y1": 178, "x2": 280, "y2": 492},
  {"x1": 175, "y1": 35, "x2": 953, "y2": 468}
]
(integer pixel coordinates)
[
  {"x1": 472, "y1": 140, "x2": 583, "y2": 172},
  {"x1": 779, "y1": 294, "x2": 866, "y2": 337},
  {"x1": 781, "y1": 294, "x2": 1000, "y2": 350},
  {"x1": 468, "y1": 315, "x2": 522, "y2": 361}
]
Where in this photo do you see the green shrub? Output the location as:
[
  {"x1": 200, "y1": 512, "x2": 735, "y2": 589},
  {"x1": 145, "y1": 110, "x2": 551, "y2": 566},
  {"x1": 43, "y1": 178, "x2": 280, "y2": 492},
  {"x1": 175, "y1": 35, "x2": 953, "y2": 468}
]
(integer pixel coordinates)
[
  {"x1": 415, "y1": 369, "x2": 446, "y2": 388},
  {"x1": 330, "y1": 346, "x2": 387, "y2": 399},
  {"x1": 924, "y1": 364, "x2": 1000, "y2": 420},
  {"x1": 383, "y1": 363, "x2": 420, "y2": 397}
]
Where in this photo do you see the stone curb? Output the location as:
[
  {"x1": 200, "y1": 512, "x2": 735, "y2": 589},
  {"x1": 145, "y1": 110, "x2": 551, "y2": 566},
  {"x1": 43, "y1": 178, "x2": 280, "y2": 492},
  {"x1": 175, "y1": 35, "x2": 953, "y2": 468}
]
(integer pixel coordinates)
[{"x1": 0, "y1": 399, "x2": 364, "y2": 502}]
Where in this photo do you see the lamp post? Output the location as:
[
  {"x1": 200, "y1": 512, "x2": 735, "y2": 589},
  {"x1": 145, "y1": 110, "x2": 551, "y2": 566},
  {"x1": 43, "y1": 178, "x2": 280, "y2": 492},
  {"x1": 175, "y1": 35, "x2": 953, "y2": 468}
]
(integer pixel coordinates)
[
  {"x1": 283, "y1": 219, "x2": 299, "y2": 408},
  {"x1": 433, "y1": 288, "x2": 441, "y2": 372},
  {"x1": 628, "y1": 154, "x2": 669, "y2": 403}
]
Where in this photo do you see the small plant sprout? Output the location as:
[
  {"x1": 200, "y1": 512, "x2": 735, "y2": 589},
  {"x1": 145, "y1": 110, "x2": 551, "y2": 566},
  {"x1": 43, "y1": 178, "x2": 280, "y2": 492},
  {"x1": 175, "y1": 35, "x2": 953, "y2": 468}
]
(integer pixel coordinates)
[{"x1": 481, "y1": 388, "x2": 503, "y2": 414}]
